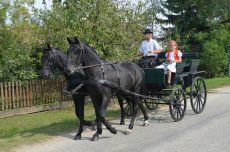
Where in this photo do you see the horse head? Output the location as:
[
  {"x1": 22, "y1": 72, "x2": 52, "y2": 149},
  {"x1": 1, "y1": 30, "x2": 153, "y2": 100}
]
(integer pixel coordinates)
[
  {"x1": 66, "y1": 37, "x2": 84, "y2": 76},
  {"x1": 41, "y1": 43, "x2": 58, "y2": 79}
]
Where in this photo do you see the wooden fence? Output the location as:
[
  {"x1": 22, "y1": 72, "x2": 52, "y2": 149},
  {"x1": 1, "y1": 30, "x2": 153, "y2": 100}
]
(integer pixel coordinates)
[{"x1": 0, "y1": 77, "x2": 72, "y2": 111}]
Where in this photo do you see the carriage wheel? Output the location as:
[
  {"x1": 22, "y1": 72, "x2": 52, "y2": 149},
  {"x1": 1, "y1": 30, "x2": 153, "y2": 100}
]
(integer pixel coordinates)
[
  {"x1": 169, "y1": 88, "x2": 187, "y2": 121},
  {"x1": 190, "y1": 76, "x2": 207, "y2": 114},
  {"x1": 124, "y1": 101, "x2": 133, "y2": 117},
  {"x1": 144, "y1": 98, "x2": 159, "y2": 110}
]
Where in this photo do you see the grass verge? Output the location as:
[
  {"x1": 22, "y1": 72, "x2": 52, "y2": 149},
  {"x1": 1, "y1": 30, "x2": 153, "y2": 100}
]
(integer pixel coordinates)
[
  {"x1": 206, "y1": 76, "x2": 230, "y2": 90},
  {"x1": 0, "y1": 102, "x2": 120, "y2": 152}
]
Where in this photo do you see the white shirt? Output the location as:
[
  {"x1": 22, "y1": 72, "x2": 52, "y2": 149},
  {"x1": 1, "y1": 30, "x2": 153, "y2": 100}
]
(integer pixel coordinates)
[{"x1": 139, "y1": 38, "x2": 162, "y2": 57}]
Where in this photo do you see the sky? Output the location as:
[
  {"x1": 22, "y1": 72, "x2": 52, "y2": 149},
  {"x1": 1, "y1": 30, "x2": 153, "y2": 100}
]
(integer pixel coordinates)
[
  {"x1": 34, "y1": 0, "x2": 139, "y2": 9},
  {"x1": 34, "y1": 0, "x2": 52, "y2": 9}
]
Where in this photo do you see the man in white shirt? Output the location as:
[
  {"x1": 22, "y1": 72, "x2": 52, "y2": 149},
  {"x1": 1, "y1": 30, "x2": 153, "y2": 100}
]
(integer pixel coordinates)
[{"x1": 138, "y1": 29, "x2": 162, "y2": 68}]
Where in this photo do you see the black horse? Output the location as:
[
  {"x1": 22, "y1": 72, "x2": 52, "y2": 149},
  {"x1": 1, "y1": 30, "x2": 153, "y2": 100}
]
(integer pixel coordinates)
[
  {"x1": 41, "y1": 44, "x2": 94, "y2": 140},
  {"x1": 41, "y1": 44, "x2": 128, "y2": 140},
  {"x1": 66, "y1": 37, "x2": 149, "y2": 141}
]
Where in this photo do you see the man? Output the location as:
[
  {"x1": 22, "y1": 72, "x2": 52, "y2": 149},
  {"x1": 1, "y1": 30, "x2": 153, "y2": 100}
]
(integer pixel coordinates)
[{"x1": 138, "y1": 29, "x2": 162, "y2": 68}]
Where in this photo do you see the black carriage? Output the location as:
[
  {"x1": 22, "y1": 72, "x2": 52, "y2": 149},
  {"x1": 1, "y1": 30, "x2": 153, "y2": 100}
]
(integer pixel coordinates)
[{"x1": 125, "y1": 52, "x2": 207, "y2": 121}]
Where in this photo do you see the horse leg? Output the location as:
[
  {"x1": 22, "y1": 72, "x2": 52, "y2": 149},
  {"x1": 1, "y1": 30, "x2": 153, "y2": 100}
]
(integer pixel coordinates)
[
  {"x1": 72, "y1": 94, "x2": 85, "y2": 140},
  {"x1": 138, "y1": 102, "x2": 149, "y2": 126},
  {"x1": 92, "y1": 114, "x2": 102, "y2": 141},
  {"x1": 99, "y1": 96, "x2": 117, "y2": 134},
  {"x1": 126, "y1": 97, "x2": 139, "y2": 135},
  {"x1": 91, "y1": 99, "x2": 103, "y2": 141},
  {"x1": 81, "y1": 96, "x2": 97, "y2": 130},
  {"x1": 118, "y1": 97, "x2": 125, "y2": 125}
]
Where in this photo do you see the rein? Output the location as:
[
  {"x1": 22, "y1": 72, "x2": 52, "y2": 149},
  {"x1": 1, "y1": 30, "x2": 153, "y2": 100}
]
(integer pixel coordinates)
[
  {"x1": 69, "y1": 54, "x2": 141, "y2": 74},
  {"x1": 69, "y1": 61, "x2": 117, "y2": 74}
]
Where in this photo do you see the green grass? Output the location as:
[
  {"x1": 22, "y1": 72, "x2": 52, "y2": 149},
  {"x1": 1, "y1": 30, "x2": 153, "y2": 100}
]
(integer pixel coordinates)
[
  {"x1": 0, "y1": 108, "x2": 77, "y2": 152},
  {"x1": 0, "y1": 102, "x2": 120, "y2": 152},
  {"x1": 206, "y1": 76, "x2": 230, "y2": 90},
  {"x1": 0, "y1": 76, "x2": 230, "y2": 152}
]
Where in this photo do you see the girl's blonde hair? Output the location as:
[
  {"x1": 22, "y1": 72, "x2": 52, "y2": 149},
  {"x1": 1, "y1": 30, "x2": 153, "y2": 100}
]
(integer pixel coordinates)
[{"x1": 169, "y1": 40, "x2": 177, "y2": 47}]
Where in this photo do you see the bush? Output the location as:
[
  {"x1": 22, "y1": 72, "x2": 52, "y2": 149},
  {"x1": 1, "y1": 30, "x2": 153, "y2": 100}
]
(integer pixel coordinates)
[{"x1": 199, "y1": 25, "x2": 230, "y2": 77}]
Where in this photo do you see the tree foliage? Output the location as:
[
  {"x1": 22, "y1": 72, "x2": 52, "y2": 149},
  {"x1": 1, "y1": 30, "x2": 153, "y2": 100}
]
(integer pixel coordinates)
[
  {"x1": 0, "y1": 0, "x2": 40, "y2": 81},
  {"x1": 157, "y1": 0, "x2": 230, "y2": 77},
  {"x1": 200, "y1": 24, "x2": 230, "y2": 77},
  {"x1": 0, "y1": 0, "x2": 156, "y2": 82},
  {"x1": 1, "y1": 0, "x2": 228, "y2": 81}
]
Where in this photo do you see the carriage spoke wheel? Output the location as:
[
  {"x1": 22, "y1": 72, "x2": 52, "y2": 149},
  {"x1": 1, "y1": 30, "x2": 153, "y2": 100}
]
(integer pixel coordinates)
[
  {"x1": 124, "y1": 101, "x2": 133, "y2": 117},
  {"x1": 144, "y1": 98, "x2": 159, "y2": 110},
  {"x1": 190, "y1": 76, "x2": 207, "y2": 114},
  {"x1": 169, "y1": 88, "x2": 187, "y2": 121}
]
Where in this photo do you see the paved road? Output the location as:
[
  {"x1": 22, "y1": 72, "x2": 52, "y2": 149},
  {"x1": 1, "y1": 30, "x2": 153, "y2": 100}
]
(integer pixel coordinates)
[{"x1": 16, "y1": 87, "x2": 230, "y2": 152}]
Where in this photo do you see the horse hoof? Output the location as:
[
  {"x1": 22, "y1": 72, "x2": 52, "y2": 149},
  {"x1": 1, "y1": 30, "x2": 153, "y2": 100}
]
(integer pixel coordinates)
[
  {"x1": 125, "y1": 129, "x2": 132, "y2": 135},
  {"x1": 74, "y1": 135, "x2": 81, "y2": 140},
  {"x1": 110, "y1": 127, "x2": 117, "y2": 134},
  {"x1": 142, "y1": 120, "x2": 148, "y2": 127},
  {"x1": 91, "y1": 135, "x2": 99, "y2": 141}
]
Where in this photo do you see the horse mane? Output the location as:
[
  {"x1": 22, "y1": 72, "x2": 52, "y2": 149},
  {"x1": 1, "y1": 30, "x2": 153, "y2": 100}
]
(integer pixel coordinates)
[
  {"x1": 81, "y1": 41, "x2": 106, "y2": 61},
  {"x1": 44, "y1": 47, "x2": 67, "y2": 76}
]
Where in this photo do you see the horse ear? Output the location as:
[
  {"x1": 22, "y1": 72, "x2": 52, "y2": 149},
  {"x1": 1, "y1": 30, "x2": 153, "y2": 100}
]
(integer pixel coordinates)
[
  {"x1": 47, "y1": 43, "x2": 52, "y2": 51},
  {"x1": 74, "y1": 37, "x2": 80, "y2": 44},
  {"x1": 67, "y1": 37, "x2": 73, "y2": 44}
]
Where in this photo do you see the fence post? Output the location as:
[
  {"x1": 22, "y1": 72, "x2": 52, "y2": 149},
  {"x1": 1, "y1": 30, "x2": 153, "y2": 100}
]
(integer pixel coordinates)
[
  {"x1": 0, "y1": 83, "x2": 4, "y2": 110},
  {"x1": 228, "y1": 45, "x2": 230, "y2": 76}
]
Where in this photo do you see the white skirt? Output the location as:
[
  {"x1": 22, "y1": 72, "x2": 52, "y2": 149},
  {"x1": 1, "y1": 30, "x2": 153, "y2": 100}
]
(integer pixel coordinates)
[{"x1": 156, "y1": 62, "x2": 176, "y2": 74}]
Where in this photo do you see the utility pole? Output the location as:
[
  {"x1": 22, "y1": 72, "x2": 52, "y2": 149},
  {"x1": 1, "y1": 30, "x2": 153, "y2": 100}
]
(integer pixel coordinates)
[
  {"x1": 228, "y1": 45, "x2": 230, "y2": 76},
  {"x1": 228, "y1": 0, "x2": 230, "y2": 75}
]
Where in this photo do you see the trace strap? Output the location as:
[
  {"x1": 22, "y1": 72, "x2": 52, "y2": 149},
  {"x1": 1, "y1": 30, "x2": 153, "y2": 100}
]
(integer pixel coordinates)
[{"x1": 84, "y1": 79, "x2": 158, "y2": 100}]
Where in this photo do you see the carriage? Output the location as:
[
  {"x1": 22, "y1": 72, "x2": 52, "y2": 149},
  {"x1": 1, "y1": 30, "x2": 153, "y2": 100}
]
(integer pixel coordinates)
[
  {"x1": 42, "y1": 38, "x2": 207, "y2": 140},
  {"x1": 124, "y1": 52, "x2": 207, "y2": 121}
]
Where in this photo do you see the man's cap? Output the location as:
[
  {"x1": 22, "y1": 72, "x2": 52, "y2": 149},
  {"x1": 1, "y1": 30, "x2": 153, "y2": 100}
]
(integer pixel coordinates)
[{"x1": 143, "y1": 29, "x2": 153, "y2": 34}]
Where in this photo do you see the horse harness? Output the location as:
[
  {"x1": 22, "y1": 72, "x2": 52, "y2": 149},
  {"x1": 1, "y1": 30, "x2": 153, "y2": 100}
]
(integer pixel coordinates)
[
  {"x1": 69, "y1": 44, "x2": 121, "y2": 92},
  {"x1": 68, "y1": 44, "x2": 158, "y2": 100}
]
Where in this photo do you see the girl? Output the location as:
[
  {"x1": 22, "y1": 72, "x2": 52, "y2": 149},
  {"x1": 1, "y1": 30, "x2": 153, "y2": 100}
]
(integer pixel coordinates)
[{"x1": 156, "y1": 40, "x2": 182, "y2": 87}]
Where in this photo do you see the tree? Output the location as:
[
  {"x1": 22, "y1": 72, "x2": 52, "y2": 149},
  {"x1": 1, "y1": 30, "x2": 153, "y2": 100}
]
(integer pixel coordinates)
[
  {"x1": 158, "y1": 0, "x2": 228, "y2": 50},
  {"x1": 157, "y1": 0, "x2": 229, "y2": 77},
  {"x1": 200, "y1": 24, "x2": 230, "y2": 77},
  {"x1": 0, "y1": 0, "x2": 156, "y2": 82},
  {"x1": 38, "y1": 0, "x2": 152, "y2": 59},
  {"x1": 0, "y1": 0, "x2": 40, "y2": 82}
]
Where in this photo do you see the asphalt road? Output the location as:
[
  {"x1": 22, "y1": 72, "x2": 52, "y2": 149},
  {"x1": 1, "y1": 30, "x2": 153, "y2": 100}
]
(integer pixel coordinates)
[{"x1": 16, "y1": 86, "x2": 230, "y2": 152}]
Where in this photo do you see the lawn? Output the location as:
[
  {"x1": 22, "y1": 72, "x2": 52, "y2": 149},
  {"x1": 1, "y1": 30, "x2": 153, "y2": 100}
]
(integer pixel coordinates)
[
  {"x1": 0, "y1": 76, "x2": 230, "y2": 152},
  {"x1": 0, "y1": 102, "x2": 120, "y2": 152},
  {"x1": 206, "y1": 77, "x2": 230, "y2": 90}
]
